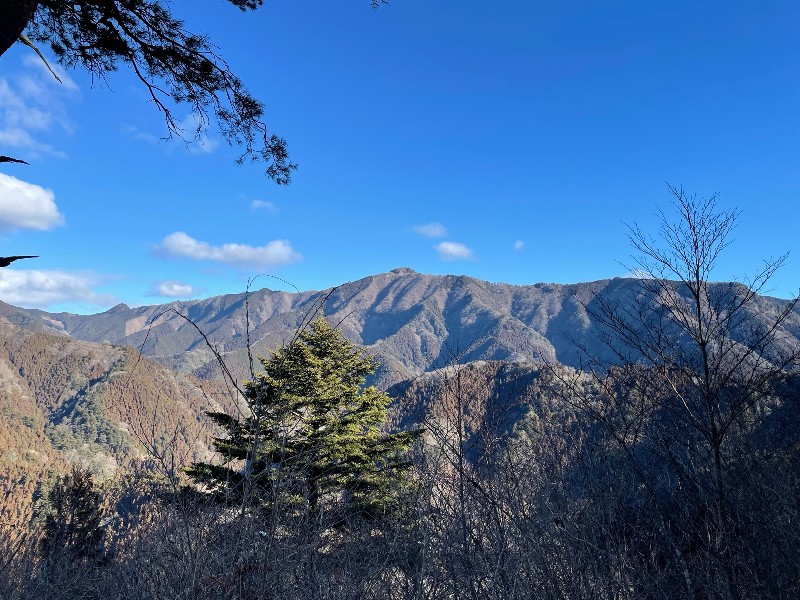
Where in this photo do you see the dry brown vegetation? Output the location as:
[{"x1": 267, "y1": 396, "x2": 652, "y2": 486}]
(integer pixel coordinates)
[
  {"x1": 0, "y1": 317, "x2": 233, "y2": 527},
  {"x1": 2, "y1": 357, "x2": 797, "y2": 599}
]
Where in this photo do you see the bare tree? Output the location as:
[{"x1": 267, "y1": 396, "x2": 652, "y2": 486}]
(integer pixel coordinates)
[{"x1": 554, "y1": 186, "x2": 800, "y2": 598}]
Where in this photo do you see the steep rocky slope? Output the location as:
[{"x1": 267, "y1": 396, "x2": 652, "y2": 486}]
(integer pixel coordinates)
[{"x1": 5, "y1": 269, "x2": 798, "y2": 389}]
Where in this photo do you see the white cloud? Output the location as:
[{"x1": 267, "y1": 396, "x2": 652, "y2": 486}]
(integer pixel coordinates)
[
  {"x1": 157, "y1": 231, "x2": 302, "y2": 270},
  {"x1": 251, "y1": 199, "x2": 278, "y2": 212},
  {"x1": 435, "y1": 241, "x2": 473, "y2": 261},
  {"x1": 0, "y1": 269, "x2": 114, "y2": 309},
  {"x1": 150, "y1": 280, "x2": 199, "y2": 298},
  {"x1": 413, "y1": 222, "x2": 447, "y2": 238},
  {"x1": 514, "y1": 240, "x2": 525, "y2": 251},
  {"x1": 0, "y1": 55, "x2": 78, "y2": 158},
  {"x1": 0, "y1": 174, "x2": 64, "y2": 231}
]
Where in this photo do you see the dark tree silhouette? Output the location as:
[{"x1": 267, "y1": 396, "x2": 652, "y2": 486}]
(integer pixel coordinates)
[
  {"x1": 0, "y1": 0, "x2": 303, "y2": 182},
  {"x1": 0, "y1": 256, "x2": 38, "y2": 267},
  {"x1": 0, "y1": 156, "x2": 29, "y2": 165}
]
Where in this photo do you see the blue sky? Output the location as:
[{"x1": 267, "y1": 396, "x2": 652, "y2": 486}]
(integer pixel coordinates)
[{"x1": 0, "y1": 0, "x2": 798, "y2": 313}]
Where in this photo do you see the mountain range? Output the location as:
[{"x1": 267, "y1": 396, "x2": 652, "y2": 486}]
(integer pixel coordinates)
[
  {"x1": 1, "y1": 268, "x2": 798, "y2": 524},
  {"x1": 4, "y1": 268, "x2": 798, "y2": 388}
]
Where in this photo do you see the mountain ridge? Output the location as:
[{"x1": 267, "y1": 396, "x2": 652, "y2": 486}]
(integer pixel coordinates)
[{"x1": 2, "y1": 269, "x2": 797, "y2": 390}]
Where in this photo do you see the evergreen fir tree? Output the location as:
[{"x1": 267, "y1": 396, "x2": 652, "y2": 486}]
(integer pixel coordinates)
[
  {"x1": 40, "y1": 467, "x2": 105, "y2": 562},
  {"x1": 188, "y1": 318, "x2": 420, "y2": 519}
]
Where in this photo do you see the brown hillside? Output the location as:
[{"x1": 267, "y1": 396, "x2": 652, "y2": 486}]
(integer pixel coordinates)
[{"x1": 0, "y1": 317, "x2": 231, "y2": 528}]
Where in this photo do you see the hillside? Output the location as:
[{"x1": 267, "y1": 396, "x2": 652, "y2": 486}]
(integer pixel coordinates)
[
  {"x1": 4, "y1": 269, "x2": 799, "y2": 390},
  {"x1": 0, "y1": 317, "x2": 229, "y2": 526}
]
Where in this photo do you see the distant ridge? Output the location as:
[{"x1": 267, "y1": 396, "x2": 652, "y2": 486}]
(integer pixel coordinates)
[{"x1": 2, "y1": 269, "x2": 798, "y2": 389}]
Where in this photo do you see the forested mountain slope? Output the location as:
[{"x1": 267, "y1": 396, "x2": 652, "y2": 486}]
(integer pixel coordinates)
[
  {"x1": 4, "y1": 269, "x2": 799, "y2": 389},
  {"x1": 0, "y1": 317, "x2": 227, "y2": 526}
]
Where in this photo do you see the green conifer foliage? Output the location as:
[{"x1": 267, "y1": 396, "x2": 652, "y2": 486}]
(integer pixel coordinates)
[
  {"x1": 188, "y1": 318, "x2": 420, "y2": 519},
  {"x1": 40, "y1": 467, "x2": 105, "y2": 561}
]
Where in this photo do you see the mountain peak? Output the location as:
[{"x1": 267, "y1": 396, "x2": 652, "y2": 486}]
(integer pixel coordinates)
[{"x1": 390, "y1": 267, "x2": 417, "y2": 275}]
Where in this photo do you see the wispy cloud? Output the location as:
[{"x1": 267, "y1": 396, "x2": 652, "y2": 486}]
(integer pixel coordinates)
[
  {"x1": 156, "y1": 232, "x2": 302, "y2": 270},
  {"x1": 179, "y1": 113, "x2": 219, "y2": 154},
  {"x1": 0, "y1": 174, "x2": 64, "y2": 231},
  {"x1": 123, "y1": 112, "x2": 219, "y2": 154},
  {"x1": 0, "y1": 55, "x2": 78, "y2": 159},
  {"x1": 514, "y1": 240, "x2": 525, "y2": 251},
  {"x1": 435, "y1": 241, "x2": 473, "y2": 261},
  {"x1": 413, "y1": 222, "x2": 447, "y2": 238},
  {"x1": 0, "y1": 269, "x2": 115, "y2": 309},
  {"x1": 22, "y1": 55, "x2": 79, "y2": 93},
  {"x1": 120, "y1": 123, "x2": 161, "y2": 146},
  {"x1": 250, "y1": 199, "x2": 279, "y2": 212},
  {"x1": 149, "y1": 280, "x2": 200, "y2": 298}
]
